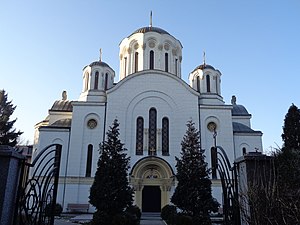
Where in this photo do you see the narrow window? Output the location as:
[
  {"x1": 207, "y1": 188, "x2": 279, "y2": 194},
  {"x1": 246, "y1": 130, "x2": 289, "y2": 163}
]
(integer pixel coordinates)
[
  {"x1": 211, "y1": 147, "x2": 217, "y2": 179},
  {"x1": 124, "y1": 57, "x2": 127, "y2": 76},
  {"x1": 148, "y1": 108, "x2": 157, "y2": 155},
  {"x1": 104, "y1": 73, "x2": 108, "y2": 90},
  {"x1": 165, "y1": 53, "x2": 168, "y2": 72},
  {"x1": 197, "y1": 76, "x2": 200, "y2": 92},
  {"x1": 175, "y1": 59, "x2": 178, "y2": 75},
  {"x1": 162, "y1": 117, "x2": 169, "y2": 156},
  {"x1": 150, "y1": 50, "x2": 154, "y2": 69},
  {"x1": 86, "y1": 144, "x2": 93, "y2": 177},
  {"x1": 94, "y1": 71, "x2": 99, "y2": 89},
  {"x1": 135, "y1": 52, "x2": 139, "y2": 73},
  {"x1": 206, "y1": 75, "x2": 211, "y2": 92},
  {"x1": 242, "y1": 147, "x2": 246, "y2": 155},
  {"x1": 136, "y1": 117, "x2": 144, "y2": 155}
]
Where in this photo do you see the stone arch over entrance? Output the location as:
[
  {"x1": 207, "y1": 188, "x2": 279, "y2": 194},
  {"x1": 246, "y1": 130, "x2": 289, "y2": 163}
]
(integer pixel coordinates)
[{"x1": 130, "y1": 156, "x2": 175, "y2": 212}]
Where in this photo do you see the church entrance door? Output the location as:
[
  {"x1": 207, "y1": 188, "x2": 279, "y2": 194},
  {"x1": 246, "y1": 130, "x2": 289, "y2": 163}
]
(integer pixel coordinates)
[{"x1": 142, "y1": 186, "x2": 161, "y2": 212}]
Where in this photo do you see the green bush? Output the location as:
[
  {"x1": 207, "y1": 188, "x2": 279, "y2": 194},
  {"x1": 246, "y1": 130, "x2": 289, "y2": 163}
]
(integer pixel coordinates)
[
  {"x1": 126, "y1": 205, "x2": 141, "y2": 220},
  {"x1": 176, "y1": 214, "x2": 192, "y2": 225},
  {"x1": 161, "y1": 205, "x2": 177, "y2": 224},
  {"x1": 45, "y1": 203, "x2": 63, "y2": 216},
  {"x1": 90, "y1": 210, "x2": 110, "y2": 225}
]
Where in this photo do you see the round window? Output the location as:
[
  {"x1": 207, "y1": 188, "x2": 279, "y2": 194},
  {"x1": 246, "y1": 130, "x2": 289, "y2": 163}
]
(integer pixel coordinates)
[
  {"x1": 207, "y1": 122, "x2": 217, "y2": 132},
  {"x1": 87, "y1": 119, "x2": 97, "y2": 129}
]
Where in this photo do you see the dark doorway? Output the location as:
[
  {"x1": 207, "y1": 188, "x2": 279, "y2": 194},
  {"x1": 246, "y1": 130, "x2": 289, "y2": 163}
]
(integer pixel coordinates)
[{"x1": 142, "y1": 186, "x2": 161, "y2": 212}]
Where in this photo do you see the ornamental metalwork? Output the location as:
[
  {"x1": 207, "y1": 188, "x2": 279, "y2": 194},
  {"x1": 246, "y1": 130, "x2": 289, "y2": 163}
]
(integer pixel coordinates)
[
  {"x1": 15, "y1": 144, "x2": 62, "y2": 225},
  {"x1": 162, "y1": 117, "x2": 169, "y2": 156},
  {"x1": 136, "y1": 117, "x2": 144, "y2": 155},
  {"x1": 148, "y1": 108, "x2": 157, "y2": 155},
  {"x1": 211, "y1": 146, "x2": 241, "y2": 225}
]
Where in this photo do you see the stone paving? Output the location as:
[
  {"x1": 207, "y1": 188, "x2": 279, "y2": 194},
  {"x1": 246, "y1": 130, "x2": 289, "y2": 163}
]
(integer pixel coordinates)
[{"x1": 54, "y1": 212, "x2": 166, "y2": 225}]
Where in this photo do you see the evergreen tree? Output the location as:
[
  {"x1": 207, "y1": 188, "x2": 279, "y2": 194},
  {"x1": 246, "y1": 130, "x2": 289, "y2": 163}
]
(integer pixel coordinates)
[
  {"x1": 89, "y1": 119, "x2": 133, "y2": 220},
  {"x1": 171, "y1": 120, "x2": 218, "y2": 224},
  {"x1": 0, "y1": 90, "x2": 22, "y2": 147},
  {"x1": 281, "y1": 103, "x2": 300, "y2": 150}
]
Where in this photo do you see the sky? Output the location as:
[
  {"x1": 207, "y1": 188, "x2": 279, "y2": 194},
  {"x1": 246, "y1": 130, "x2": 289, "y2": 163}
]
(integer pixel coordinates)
[{"x1": 1, "y1": 0, "x2": 300, "y2": 152}]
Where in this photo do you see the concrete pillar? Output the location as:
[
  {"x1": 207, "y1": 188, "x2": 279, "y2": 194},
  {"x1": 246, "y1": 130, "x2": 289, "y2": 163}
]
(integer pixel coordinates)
[
  {"x1": 235, "y1": 152, "x2": 274, "y2": 225},
  {"x1": 0, "y1": 145, "x2": 25, "y2": 225}
]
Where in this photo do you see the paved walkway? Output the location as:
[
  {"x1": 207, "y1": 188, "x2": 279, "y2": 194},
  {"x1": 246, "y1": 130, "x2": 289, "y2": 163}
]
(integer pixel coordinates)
[{"x1": 55, "y1": 212, "x2": 165, "y2": 225}]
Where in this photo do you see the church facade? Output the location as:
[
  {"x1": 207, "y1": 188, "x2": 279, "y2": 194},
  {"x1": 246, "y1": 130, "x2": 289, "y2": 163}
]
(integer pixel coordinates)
[{"x1": 33, "y1": 24, "x2": 263, "y2": 212}]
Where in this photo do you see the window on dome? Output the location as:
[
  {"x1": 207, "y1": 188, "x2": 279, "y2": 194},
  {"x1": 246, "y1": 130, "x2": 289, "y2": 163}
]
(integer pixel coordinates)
[
  {"x1": 197, "y1": 76, "x2": 200, "y2": 92},
  {"x1": 175, "y1": 59, "x2": 178, "y2": 75},
  {"x1": 165, "y1": 53, "x2": 168, "y2": 72},
  {"x1": 94, "y1": 71, "x2": 99, "y2": 90},
  {"x1": 148, "y1": 108, "x2": 157, "y2": 155},
  {"x1": 86, "y1": 144, "x2": 93, "y2": 177},
  {"x1": 135, "y1": 52, "x2": 139, "y2": 73},
  {"x1": 150, "y1": 51, "x2": 154, "y2": 69},
  {"x1": 242, "y1": 147, "x2": 246, "y2": 155},
  {"x1": 104, "y1": 73, "x2": 108, "y2": 90},
  {"x1": 206, "y1": 75, "x2": 211, "y2": 92},
  {"x1": 162, "y1": 117, "x2": 169, "y2": 156}
]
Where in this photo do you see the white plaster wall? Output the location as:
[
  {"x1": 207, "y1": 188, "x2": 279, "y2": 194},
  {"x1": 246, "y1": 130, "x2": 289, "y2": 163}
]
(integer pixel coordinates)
[
  {"x1": 107, "y1": 70, "x2": 199, "y2": 172},
  {"x1": 233, "y1": 134, "x2": 263, "y2": 158}
]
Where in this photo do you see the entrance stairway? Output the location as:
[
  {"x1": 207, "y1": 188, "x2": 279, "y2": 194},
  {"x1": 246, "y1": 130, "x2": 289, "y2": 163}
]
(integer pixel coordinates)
[{"x1": 141, "y1": 212, "x2": 165, "y2": 225}]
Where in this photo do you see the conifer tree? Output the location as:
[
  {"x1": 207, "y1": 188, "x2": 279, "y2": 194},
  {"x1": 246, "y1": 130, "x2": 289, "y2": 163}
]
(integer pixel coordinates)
[
  {"x1": 89, "y1": 119, "x2": 133, "y2": 220},
  {"x1": 0, "y1": 90, "x2": 22, "y2": 147},
  {"x1": 171, "y1": 120, "x2": 218, "y2": 224},
  {"x1": 281, "y1": 103, "x2": 300, "y2": 150}
]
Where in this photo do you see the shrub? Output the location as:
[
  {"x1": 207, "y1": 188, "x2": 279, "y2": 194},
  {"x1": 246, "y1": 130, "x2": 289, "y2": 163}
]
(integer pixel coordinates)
[
  {"x1": 161, "y1": 204, "x2": 177, "y2": 224},
  {"x1": 175, "y1": 214, "x2": 192, "y2": 225},
  {"x1": 90, "y1": 210, "x2": 110, "y2": 225},
  {"x1": 126, "y1": 205, "x2": 141, "y2": 220},
  {"x1": 45, "y1": 203, "x2": 63, "y2": 216}
]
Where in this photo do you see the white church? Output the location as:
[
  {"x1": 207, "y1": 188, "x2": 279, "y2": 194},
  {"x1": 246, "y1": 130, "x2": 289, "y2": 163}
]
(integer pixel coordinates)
[{"x1": 33, "y1": 21, "x2": 263, "y2": 212}]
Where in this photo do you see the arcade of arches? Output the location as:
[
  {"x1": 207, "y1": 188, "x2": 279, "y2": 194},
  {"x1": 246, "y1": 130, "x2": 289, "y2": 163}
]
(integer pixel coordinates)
[{"x1": 130, "y1": 157, "x2": 175, "y2": 212}]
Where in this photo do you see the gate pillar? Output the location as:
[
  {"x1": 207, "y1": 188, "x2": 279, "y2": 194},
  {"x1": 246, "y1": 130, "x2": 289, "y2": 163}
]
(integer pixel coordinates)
[{"x1": 0, "y1": 145, "x2": 25, "y2": 225}]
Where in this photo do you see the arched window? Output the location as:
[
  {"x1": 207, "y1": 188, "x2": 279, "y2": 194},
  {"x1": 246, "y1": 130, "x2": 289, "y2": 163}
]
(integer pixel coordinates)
[
  {"x1": 197, "y1": 76, "x2": 200, "y2": 92},
  {"x1": 150, "y1": 50, "x2": 154, "y2": 69},
  {"x1": 175, "y1": 59, "x2": 178, "y2": 75},
  {"x1": 86, "y1": 144, "x2": 93, "y2": 177},
  {"x1": 162, "y1": 117, "x2": 169, "y2": 156},
  {"x1": 136, "y1": 117, "x2": 144, "y2": 155},
  {"x1": 134, "y1": 52, "x2": 139, "y2": 73},
  {"x1": 206, "y1": 75, "x2": 211, "y2": 92},
  {"x1": 94, "y1": 71, "x2": 99, "y2": 89},
  {"x1": 104, "y1": 73, "x2": 108, "y2": 90},
  {"x1": 242, "y1": 147, "x2": 246, "y2": 155},
  {"x1": 165, "y1": 53, "x2": 168, "y2": 72},
  {"x1": 148, "y1": 108, "x2": 157, "y2": 155}
]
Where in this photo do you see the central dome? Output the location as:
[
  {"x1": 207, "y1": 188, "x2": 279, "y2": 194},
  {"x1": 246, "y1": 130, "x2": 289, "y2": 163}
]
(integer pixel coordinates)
[{"x1": 130, "y1": 26, "x2": 170, "y2": 36}]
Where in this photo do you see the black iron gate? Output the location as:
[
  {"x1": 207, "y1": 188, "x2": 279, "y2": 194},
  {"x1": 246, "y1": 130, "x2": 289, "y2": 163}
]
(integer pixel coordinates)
[
  {"x1": 211, "y1": 146, "x2": 241, "y2": 225},
  {"x1": 15, "y1": 144, "x2": 62, "y2": 225}
]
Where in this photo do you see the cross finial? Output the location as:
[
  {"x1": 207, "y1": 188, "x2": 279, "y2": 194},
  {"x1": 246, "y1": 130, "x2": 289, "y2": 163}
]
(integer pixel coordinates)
[
  {"x1": 150, "y1": 11, "x2": 153, "y2": 28},
  {"x1": 203, "y1": 51, "x2": 206, "y2": 66},
  {"x1": 99, "y1": 48, "x2": 102, "y2": 62}
]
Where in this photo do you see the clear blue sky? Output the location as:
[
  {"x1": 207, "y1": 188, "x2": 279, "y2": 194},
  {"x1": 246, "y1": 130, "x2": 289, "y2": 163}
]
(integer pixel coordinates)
[{"x1": 1, "y1": 0, "x2": 300, "y2": 152}]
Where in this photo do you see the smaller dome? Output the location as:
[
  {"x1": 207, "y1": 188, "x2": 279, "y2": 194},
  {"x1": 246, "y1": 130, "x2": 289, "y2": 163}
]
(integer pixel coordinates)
[
  {"x1": 192, "y1": 64, "x2": 215, "y2": 73},
  {"x1": 50, "y1": 100, "x2": 73, "y2": 112},
  {"x1": 232, "y1": 122, "x2": 256, "y2": 133},
  {"x1": 130, "y1": 26, "x2": 170, "y2": 36},
  {"x1": 83, "y1": 61, "x2": 110, "y2": 70},
  {"x1": 232, "y1": 104, "x2": 250, "y2": 116},
  {"x1": 51, "y1": 119, "x2": 72, "y2": 127}
]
